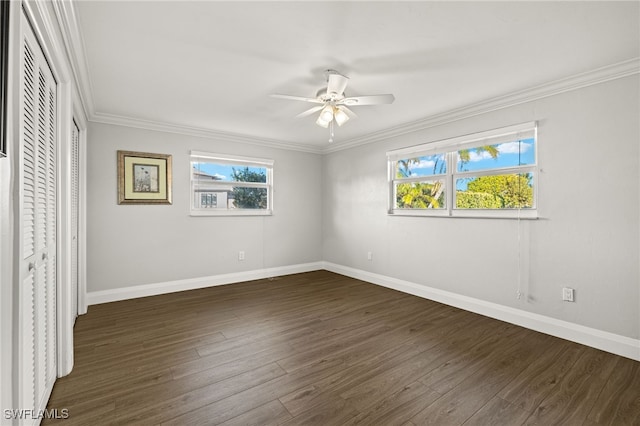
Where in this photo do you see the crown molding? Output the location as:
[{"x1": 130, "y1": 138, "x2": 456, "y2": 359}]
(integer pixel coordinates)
[
  {"x1": 56, "y1": 1, "x2": 638, "y2": 156},
  {"x1": 52, "y1": 0, "x2": 95, "y2": 122},
  {"x1": 325, "y1": 57, "x2": 640, "y2": 154},
  {"x1": 91, "y1": 112, "x2": 325, "y2": 154},
  {"x1": 93, "y1": 58, "x2": 638, "y2": 156},
  {"x1": 54, "y1": 0, "x2": 324, "y2": 154}
]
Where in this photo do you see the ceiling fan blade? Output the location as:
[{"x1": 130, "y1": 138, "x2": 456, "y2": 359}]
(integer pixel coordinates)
[
  {"x1": 270, "y1": 94, "x2": 324, "y2": 104},
  {"x1": 295, "y1": 105, "x2": 324, "y2": 118},
  {"x1": 327, "y1": 72, "x2": 349, "y2": 96},
  {"x1": 339, "y1": 94, "x2": 395, "y2": 106},
  {"x1": 338, "y1": 105, "x2": 357, "y2": 118}
]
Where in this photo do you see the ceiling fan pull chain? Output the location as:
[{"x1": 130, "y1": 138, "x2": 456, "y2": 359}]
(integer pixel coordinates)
[{"x1": 329, "y1": 120, "x2": 335, "y2": 143}]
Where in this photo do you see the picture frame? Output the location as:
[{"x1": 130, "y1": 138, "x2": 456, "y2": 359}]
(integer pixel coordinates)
[
  {"x1": 117, "y1": 150, "x2": 172, "y2": 204},
  {"x1": 0, "y1": 0, "x2": 10, "y2": 158}
]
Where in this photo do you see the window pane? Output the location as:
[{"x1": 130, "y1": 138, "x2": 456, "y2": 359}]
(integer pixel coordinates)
[
  {"x1": 457, "y1": 138, "x2": 535, "y2": 172},
  {"x1": 455, "y1": 173, "x2": 534, "y2": 209},
  {"x1": 190, "y1": 153, "x2": 273, "y2": 215},
  {"x1": 230, "y1": 186, "x2": 268, "y2": 209},
  {"x1": 395, "y1": 180, "x2": 446, "y2": 209},
  {"x1": 395, "y1": 154, "x2": 446, "y2": 178},
  {"x1": 193, "y1": 162, "x2": 267, "y2": 183},
  {"x1": 195, "y1": 186, "x2": 268, "y2": 210}
]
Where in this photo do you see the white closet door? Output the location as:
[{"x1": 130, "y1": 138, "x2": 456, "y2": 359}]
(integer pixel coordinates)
[
  {"x1": 70, "y1": 120, "x2": 79, "y2": 322},
  {"x1": 18, "y1": 11, "x2": 57, "y2": 421}
]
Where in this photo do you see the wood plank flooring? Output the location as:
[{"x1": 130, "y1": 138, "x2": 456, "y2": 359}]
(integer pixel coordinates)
[{"x1": 44, "y1": 271, "x2": 640, "y2": 425}]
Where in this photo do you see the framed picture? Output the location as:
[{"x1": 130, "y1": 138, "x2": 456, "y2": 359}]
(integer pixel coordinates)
[
  {"x1": 0, "y1": 0, "x2": 9, "y2": 158},
  {"x1": 117, "y1": 150, "x2": 172, "y2": 204}
]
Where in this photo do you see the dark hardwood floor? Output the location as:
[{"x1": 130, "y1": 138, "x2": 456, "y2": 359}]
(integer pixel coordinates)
[{"x1": 45, "y1": 270, "x2": 640, "y2": 425}]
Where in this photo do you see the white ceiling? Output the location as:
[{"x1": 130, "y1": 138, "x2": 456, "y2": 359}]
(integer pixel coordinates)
[{"x1": 73, "y1": 1, "x2": 639, "y2": 151}]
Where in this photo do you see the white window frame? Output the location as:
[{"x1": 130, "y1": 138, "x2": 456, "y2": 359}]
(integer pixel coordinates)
[
  {"x1": 190, "y1": 151, "x2": 274, "y2": 216},
  {"x1": 387, "y1": 122, "x2": 538, "y2": 219}
]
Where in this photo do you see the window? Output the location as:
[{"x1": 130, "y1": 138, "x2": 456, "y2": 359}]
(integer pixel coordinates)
[
  {"x1": 387, "y1": 122, "x2": 537, "y2": 218},
  {"x1": 190, "y1": 151, "x2": 273, "y2": 216}
]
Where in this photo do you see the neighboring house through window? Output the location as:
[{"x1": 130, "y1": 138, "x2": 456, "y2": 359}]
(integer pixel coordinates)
[{"x1": 190, "y1": 151, "x2": 273, "y2": 216}]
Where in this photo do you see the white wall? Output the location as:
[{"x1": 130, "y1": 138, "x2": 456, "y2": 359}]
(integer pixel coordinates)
[
  {"x1": 86, "y1": 122, "x2": 323, "y2": 293},
  {"x1": 323, "y1": 76, "x2": 639, "y2": 341},
  {"x1": 84, "y1": 76, "x2": 638, "y2": 358}
]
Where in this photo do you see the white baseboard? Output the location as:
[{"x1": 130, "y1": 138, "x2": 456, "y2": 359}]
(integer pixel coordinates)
[
  {"x1": 86, "y1": 262, "x2": 324, "y2": 306},
  {"x1": 323, "y1": 262, "x2": 640, "y2": 362},
  {"x1": 85, "y1": 260, "x2": 639, "y2": 361}
]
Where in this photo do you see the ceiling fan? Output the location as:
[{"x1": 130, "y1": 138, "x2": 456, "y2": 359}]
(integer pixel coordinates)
[{"x1": 271, "y1": 69, "x2": 395, "y2": 142}]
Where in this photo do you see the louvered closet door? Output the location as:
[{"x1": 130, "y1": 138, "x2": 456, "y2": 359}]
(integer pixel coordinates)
[{"x1": 18, "y1": 12, "x2": 57, "y2": 419}]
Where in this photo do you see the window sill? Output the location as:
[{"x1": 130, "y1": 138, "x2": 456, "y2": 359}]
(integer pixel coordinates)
[
  {"x1": 389, "y1": 209, "x2": 538, "y2": 219},
  {"x1": 190, "y1": 209, "x2": 272, "y2": 217}
]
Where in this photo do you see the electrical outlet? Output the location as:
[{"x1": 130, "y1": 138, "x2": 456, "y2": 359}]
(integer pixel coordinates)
[
  {"x1": 238, "y1": 251, "x2": 245, "y2": 261},
  {"x1": 562, "y1": 287, "x2": 575, "y2": 302},
  {"x1": 367, "y1": 251, "x2": 373, "y2": 261}
]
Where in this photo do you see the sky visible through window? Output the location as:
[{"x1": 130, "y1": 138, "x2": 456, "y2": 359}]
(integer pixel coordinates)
[
  {"x1": 193, "y1": 163, "x2": 267, "y2": 182},
  {"x1": 404, "y1": 138, "x2": 535, "y2": 190}
]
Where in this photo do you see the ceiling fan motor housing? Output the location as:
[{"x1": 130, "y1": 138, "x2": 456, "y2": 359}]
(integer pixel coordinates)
[{"x1": 316, "y1": 88, "x2": 344, "y2": 102}]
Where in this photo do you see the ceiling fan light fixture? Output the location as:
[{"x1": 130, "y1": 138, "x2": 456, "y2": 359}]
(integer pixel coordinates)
[
  {"x1": 319, "y1": 105, "x2": 334, "y2": 123},
  {"x1": 334, "y1": 107, "x2": 349, "y2": 126},
  {"x1": 315, "y1": 114, "x2": 330, "y2": 128}
]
